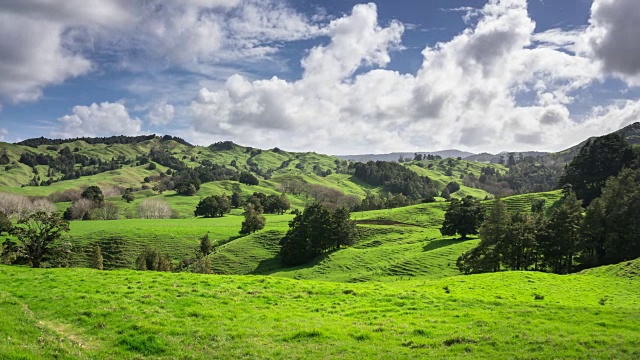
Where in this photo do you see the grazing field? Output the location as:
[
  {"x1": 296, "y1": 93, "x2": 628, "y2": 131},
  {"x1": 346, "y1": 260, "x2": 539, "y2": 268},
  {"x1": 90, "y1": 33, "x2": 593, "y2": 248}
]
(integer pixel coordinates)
[{"x1": 1, "y1": 264, "x2": 639, "y2": 359}]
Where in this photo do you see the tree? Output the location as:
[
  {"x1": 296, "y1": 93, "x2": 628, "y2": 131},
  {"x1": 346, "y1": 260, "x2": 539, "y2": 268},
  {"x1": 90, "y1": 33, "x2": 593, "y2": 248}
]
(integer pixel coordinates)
[
  {"x1": 440, "y1": 196, "x2": 485, "y2": 240},
  {"x1": 194, "y1": 195, "x2": 231, "y2": 218},
  {"x1": 240, "y1": 203, "x2": 266, "y2": 235},
  {"x1": 440, "y1": 187, "x2": 451, "y2": 201},
  {"x1": 11, "y1": 212, "x2": 70, "y2": 268},
  {"x1": 239, "y1": 172, "x2": 259, "y2": 186},
  {"x1": 82, "y1": 186, "x2": 104, "y2": 205},
  {"x1": 456, "y1": 199, "x2": 508, "y2": 274},
  {"x1": 446, "y1": 181, "x2": 461, "y2": 194},
  {"x1": 175, "y1": 181, "x2": 197, "y2": 196},
  {"x1": 91, "y1": 202, "x2": 120, "y2": 220},
  {"x1": 331, "y1": 207, "x2": 358, "y2": 248},
  {"x1": 91, "y1": 245, "x2": 104, "y2": 270},
  {"x1": 0, "y1": 211, "x2": 12, "y2": 235},
  {"x1": 279, "y1": 204, "x2": 357, "y2": 266},
  {"x1": 277, "y1": 193, "x2": 291, "y2": 215},
  {"x1": 136, "y1": 246, "x2": 172, "y2": 272},
  {"x1": 543, "y1": 191, "x2": 583, "y2": 274},
  {"x1": 122, "y1": 188, "x2": 135, "y2": 203},
  {"x1": 559, "y1": 133, "x2": 634, "y2": 206},
  {"x1": 199, "y1": 234, "x2": 213, "y2": 257},
  {"x1": 147, "y1": 162, "x2": 157, "y2": 170},
  {"x1": 231, "y1": 191, "x2": 244, "y2": 208}
]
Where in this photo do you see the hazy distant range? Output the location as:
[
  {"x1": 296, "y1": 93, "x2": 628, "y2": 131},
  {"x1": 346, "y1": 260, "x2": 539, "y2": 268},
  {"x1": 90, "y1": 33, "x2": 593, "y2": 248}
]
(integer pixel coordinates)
[{"x1": 336, "y1": 150, "x2": 550, "y2": 163}]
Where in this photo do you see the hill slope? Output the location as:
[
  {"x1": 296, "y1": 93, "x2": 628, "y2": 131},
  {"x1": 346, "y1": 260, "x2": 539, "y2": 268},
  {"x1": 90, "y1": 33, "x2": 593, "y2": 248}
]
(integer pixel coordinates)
[{"x1": 1, "y1": 264, "x2": 638, "y2": 359}]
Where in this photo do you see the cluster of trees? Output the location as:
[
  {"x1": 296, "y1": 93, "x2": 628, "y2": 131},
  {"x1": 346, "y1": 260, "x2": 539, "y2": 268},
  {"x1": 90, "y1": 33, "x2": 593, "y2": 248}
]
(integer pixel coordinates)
[
  {"x1": 18, "y1": 134, "x2": 159, "y2": 148},
  {"x1": 18, "y1": 147, "x2": 130, "y2": 186},
  {"x1": 456, "y1": 133, "x2": 640, "y2": 275},
  {"x1": 440, "y1": 196, "x2": 485, "y2": 240},
  {"x1": 194, "y1": 195, "x2": 232, "y2": 218},
  {"x1": 351, "y1": 161, "x2": 437, "y2": 200},
  {"x1": 0, "y1": 193, "x2": 57, "y2": 220},
  {"x1": 279, "y1": 204, "x2": 357, "y2": 266},
  {"x1": 412, "y1": 153, "x2": 443, "y2": 161},
  {"x1": 63, "y1": 186, "x2": 119, "y2": 221},
  {"x1": 353, "y1": 191, "x2": 434, "y2": 212}
]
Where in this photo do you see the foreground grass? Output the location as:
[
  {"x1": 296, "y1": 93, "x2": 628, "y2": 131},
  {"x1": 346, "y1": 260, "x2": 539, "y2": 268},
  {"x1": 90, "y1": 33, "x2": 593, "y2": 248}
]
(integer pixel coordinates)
[{"x1": 0, "y1": 265, "x2": 639, "y2": 359}]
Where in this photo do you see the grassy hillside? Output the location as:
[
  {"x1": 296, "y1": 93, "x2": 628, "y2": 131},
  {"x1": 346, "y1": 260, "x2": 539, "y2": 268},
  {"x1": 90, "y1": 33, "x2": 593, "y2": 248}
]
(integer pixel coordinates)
[{"x1": 1, "y1": 265, "x2": 639, "y2": 359}]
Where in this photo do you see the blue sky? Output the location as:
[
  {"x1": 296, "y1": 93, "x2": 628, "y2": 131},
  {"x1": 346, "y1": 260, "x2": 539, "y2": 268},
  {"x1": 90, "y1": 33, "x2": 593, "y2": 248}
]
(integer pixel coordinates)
[{"x1": 0, "y1": 0, "x2": 639, "y2": 154}]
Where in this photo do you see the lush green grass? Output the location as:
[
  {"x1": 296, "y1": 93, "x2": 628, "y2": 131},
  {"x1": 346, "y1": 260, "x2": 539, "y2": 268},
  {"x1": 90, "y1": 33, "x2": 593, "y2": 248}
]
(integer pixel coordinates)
[{"x1": 1, "y1": 265, "x2": 639, "y2": 359}]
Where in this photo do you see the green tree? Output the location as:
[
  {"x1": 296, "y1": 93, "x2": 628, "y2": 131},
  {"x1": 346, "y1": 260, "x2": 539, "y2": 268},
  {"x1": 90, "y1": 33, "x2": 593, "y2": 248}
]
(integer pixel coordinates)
[
  {"x1": 91, "y1": 244, "x2": 104, "y2": 270},
  {"x1": 579, "y1": 198, "x2": 607, "y2": 267},
  {"x1": 440, "y1": 187, "x2": 451, "y2": 201},
  {"x1": 456, "y1": 198, "x2": 508, "y2": 274},
  {"x1": 122, "y1": 188, "x2": 135, "y2": 203},
  {"x1": 239, "y1": 203, "x2": 266, "y2": 235},
  {"x1": 82, "y1": 186, "x2": 104, "y2": 205},
  {"x1": 194, "y1": 195, "x2": 231, "y2": 218},
  {"x1": 559, "y1": 133, "x2": 634, "y2": 206},
  {"x1": 11, "y1": 212, "x2": 70, "y2": 268},
  {"x1": 441, "y1": 196, "x2": 485, "y2": 240},
  {"x1": 136, "y1": 246, "x2": 172, "y2": 272},
  {"x1": 199, "y1": 234, "x2": 213, "y2": 257},
  {"x1": 543, "y1": 191, "x2": 583, "y2": 273},
  {"x1": 231, "y1": 191, "x2": 244, "y2": 208},
  {"x1": 239, "y1": 172, "x2": 259, "y2": 186},
  {"x1": 331, "y1": 207, "x2": 358, "y2": 248},
  {"x1": 503, "y1": 212, "x2": 537, "y2": 271}
]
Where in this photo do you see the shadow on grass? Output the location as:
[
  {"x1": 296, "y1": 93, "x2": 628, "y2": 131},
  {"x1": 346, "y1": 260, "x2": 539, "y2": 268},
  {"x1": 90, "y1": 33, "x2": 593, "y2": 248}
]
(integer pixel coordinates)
[{"x1": 422, "y1": 237, "x2": 476, "y2": 252}]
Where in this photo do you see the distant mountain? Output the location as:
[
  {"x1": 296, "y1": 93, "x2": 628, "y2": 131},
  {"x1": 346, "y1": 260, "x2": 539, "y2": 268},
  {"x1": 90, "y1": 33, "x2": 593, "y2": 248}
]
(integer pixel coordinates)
[
  {"x1": 464, "y1": 151, "x2": 550, "y2": 164},
  {"x1": 337, "y1": 150, "x2": 475, "y2": 163}
]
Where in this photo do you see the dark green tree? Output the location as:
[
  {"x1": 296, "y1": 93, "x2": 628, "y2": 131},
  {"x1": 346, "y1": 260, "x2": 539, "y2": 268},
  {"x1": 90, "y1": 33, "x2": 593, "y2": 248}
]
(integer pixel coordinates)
[
  {"x1": 543, "y1": 191, "x2": 583, "y2": 273},
  {"x1": 331, "y1": 207, "x2": 358, "y2": 248},
  {"x1": 239, "y1": 203, "x2": 266, "y2": 235},
  {"x1": 11, "y1": 212, "x2": 70, "y2": 268},
  {"x1": 559, "y1": 133, "x2": 634, "y2": 206},
  {"x1": 82, "y1": 186, "x2": 104, "y2": 205},
  {"x1": 199, "y1": 234, "x2": 213, "y2": 257},
  {"x1": 441, "y1": 196, "x2": 485, "y2": 240},
  {"x1": 440, "y1": 187, "x2": 451, "y2": 201},
  {"x1": 239, "y1": 172, "x2": 259, "y2": 186},
  {"x1": 231, "y1": 191, "x2": 244, "y2": 208},
  {"x1": 122, "y1": 188, "x2": 135, "y2": 203},
  {"x1": 194, "y1": 195, "x2": 231, "y2": 218}
]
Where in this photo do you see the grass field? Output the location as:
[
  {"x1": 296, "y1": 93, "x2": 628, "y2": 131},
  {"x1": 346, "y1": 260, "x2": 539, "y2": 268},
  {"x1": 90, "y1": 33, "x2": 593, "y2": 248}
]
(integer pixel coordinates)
[{"x1": 1, "y1": 264, "x2": 639, "y2": 359}]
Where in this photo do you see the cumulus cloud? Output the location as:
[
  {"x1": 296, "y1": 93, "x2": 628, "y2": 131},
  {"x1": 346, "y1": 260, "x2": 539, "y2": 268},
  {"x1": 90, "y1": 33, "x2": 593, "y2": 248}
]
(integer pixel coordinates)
[
  {"x1": 586, "y1": 0, "x2": 640, "y2": 83},
  {"x1": 188, "y1": 0, "x2": 611, "y2": 153},
  {"x1": 54, "y1": 102, "x2": 143, "y2": 138},
  {"x1": 0, "y1": 128, "x2": 7, "y2": 142},
  {"x1": 147, "y1": 101, "x2": 176, "y2": 126},
  {"x1": 0, "y1": 0, "x2": 322, "y2": 105}
]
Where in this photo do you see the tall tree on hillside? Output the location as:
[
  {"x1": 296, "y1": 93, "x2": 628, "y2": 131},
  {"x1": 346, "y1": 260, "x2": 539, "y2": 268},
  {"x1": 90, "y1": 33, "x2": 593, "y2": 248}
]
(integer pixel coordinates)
[
  {"x1": 240, "y1": 203, "x2": 266, "y2": 235},
  {"x1": 559, "y1": 133, "x2": 634, "y2": 206},
  {"x1": 11, "y1": 212, "x2": 70, "y2": 268},
  {"x1": 456, "y1": 199, "x2": 508, "y2": 273},
  {"x1": 441, "y1": 196, "x2": 485, "y2": 240},
  {"x1": 543, "y1": 191, "x2": 583, "y2": 274}
]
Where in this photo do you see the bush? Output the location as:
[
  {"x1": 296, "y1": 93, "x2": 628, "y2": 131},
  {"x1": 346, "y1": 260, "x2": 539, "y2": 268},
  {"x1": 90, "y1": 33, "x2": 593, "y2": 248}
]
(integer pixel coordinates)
[{"x1": 135, "y1": 246, "x2": 172, "y2": 272}]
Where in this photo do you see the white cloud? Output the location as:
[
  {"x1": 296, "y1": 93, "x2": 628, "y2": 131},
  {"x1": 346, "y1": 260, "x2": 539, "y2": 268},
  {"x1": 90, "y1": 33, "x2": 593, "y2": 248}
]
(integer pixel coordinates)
[
  {"x1": 54, "y1": 102, "x2": 143, "y2": 138},
  {"x1": 0, "y1": 0, "x2": 323, "y2": 105},
  {"x1": 0, "y1": 128, "x2": 7, "y2": 142},
  {"x1": 585, "y1": 0, "x2": 640, "y2": 84},
  {"x1": 147, "y1": 101, "x2": 176, "y2": 126},
  {"x1": 188, "y1": 0, "x2": 610, "y2": 153}
]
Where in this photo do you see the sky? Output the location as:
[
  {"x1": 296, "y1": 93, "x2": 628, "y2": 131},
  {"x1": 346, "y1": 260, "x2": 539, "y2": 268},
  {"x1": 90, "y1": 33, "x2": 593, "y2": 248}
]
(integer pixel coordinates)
[{"x1": 0, "y1": 0, "x2": 639, "y2": 155}]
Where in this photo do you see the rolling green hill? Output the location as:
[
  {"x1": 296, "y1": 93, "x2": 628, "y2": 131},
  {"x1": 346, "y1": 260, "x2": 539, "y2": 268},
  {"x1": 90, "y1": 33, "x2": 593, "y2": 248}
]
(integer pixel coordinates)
[{"x1": 1, "y1": 263, "x2": 639, "y2": 359}]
